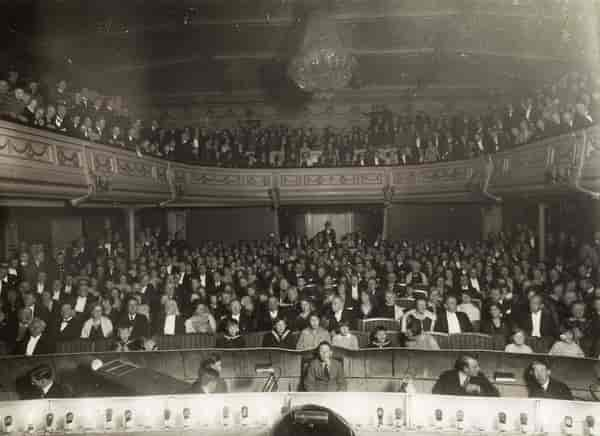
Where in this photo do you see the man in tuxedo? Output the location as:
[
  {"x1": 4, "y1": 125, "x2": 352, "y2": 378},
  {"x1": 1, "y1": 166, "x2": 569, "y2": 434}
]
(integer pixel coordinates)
[
  {"x1": 29, "y1": 364, "x2": 67, "y2": 399},
  {"x1": 304, "y1": 341, "x2": 347, "y2": 392},
  {"x1": 14, "y1": 318, "x2": 54, "y2": 356},
  {"x1": 220, "y1": 299, "x2": 252, "y2": 333},
  {"x1": 120, "y1": 297, "x2": 150, "y2": 340},
  {"x1": 34, "y1": 271, "x2": 50, "y2": 296},
  {"x1": 432, "y1": 354, "x2": 499, "y2": 397},
  {"x1": 515, "y1": 294, "x2": 559, "y2": 340},
  {"x1": 434, "y1": 295, "x2": 473, "y2": 334},
  {"x1": 258, "y1": 296, "x2": 285, "y2": 332},
  {"x1": 325, "y1": 296, "x2": 355, "y2": 332},
  {"x1": 526, "y1": 360, "x2": 572, "y2": 400},
  {"x1": 53, "y1": 303, "x2": 82, "y2": 342}
]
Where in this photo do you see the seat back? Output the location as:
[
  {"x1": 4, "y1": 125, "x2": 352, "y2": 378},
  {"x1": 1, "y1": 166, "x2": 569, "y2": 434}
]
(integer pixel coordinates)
[
  {"x1": 56, "y1": 339, "x2": 94, "y2": 354},
  {"x1": 429, "y1": 332, "x2": 450, "y2": 349},
  {"x1": 447, "y1": 333, "x2": 495, "y2": 350},
  {"x1": 357, "y1": 318, "x2": 401, "y2": 332}
]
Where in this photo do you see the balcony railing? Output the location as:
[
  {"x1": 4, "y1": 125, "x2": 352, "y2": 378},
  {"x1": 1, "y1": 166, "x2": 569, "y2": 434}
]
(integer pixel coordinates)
[{"x1": 1, "y1": 120, "x2": 598, "y2": 206}]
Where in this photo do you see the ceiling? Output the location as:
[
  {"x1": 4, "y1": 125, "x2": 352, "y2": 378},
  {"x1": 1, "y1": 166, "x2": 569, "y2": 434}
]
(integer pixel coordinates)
[{"x1": 0, "y1": 0, "x2": 596, "y2": 108}]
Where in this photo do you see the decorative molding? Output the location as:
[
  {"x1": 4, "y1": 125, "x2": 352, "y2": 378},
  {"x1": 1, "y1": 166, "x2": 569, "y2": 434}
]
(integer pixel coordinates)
[
  {"x1": 0, "y1": 136, "x2": 52, "y2": 163},
  {"x1": 2, "y1": 121, "x2": 600, "y2": 205},
  {"x1": 56, "y1": 146, "x2": 81, "y2": 168},
  {"x1": 92, "y1": 153, "x2": 114, "y2": 173},
  {"x1": 280, "y1": 173, "x2": 384, "y2": 187},
  {"x1": 190, "y1": 172, "x2": 270, "y2": 187},
  {"x1": 116, "y1": 158, "x2": 153, "y2": 178}
]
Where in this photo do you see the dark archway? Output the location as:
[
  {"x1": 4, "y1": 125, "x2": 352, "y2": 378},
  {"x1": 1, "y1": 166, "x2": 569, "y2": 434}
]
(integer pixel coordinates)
[{"x1": 272, "y1": 404, "x2": 355, "y2": 436}]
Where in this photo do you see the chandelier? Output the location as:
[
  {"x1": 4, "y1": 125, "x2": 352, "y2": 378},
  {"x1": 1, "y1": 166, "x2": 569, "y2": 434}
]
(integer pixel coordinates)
[{"x1": 288, "y1": 10, "x2": 357, "y2": 99}]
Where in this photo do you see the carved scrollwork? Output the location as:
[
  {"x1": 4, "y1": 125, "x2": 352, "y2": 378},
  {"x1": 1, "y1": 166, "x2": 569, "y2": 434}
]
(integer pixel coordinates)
[
  {"x1": 0, "y1": 136, "x2": 51, "y2": 161},
  {"x1": 56, "y1": 146, "x2": 81, "y2": 168},
  {"x1": 93, "y1": 153, "x2": 114, "y2": 173},
  {"x1": 10, "y1": 139, "x2": 49, "y2": 159}
]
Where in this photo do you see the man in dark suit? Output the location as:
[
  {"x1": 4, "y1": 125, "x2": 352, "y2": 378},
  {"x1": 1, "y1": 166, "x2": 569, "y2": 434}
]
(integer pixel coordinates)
[
  {"x1": 119, "y1": 297, "x2": 150, "y2": 340},
  {"x1": 14, "y1": 318, "x2": 55, "y2": 356},
  {"x1": 188, "y1": 368, "x2": 219, "y2": 394},
  {"x1": 53, "y1": 303, "x2": 83, "y2": 342},
  {"x1": 515, "y1": 294, "x2": 559, "y2": 340},
  {"x1": 434, "y1": 295, "x2": 473, "y2": 333},
  {"x1": 526, "y1": 360, "x2": 573, "y2": 400},
  {"x1": 29, "y1": 364, "x2": 67, "y2": 399},
  {"x1": 153, "y1": 299, "x2": 185, "y2": 336},
  {"x1": 432, "y1": 354, "x2": 499, "y2": 397},
  {"x1": 220, "y1": 300, "x2": 252, "y2": 333},
  {"x1": 324, "y1": 296, "x2": 355, "y2": 332},
  {"x1": 304, "y1": 341, "x2": 347, "y2": 392},
  {"x1": 257, "y1": 296, "x2": 286, "y2": 332}
]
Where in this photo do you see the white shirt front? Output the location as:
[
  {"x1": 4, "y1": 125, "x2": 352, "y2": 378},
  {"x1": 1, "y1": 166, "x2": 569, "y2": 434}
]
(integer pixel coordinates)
[
  {"x1": 75, "y1": 296, "x2": 87, "y2": 313},
  {"x1": 60, "y1": 318, "x2": 72, "y2": 332},
  {"x1": 446, "y1": 311, "x2": 462, "y2": 334},
  {"x1": 199, "y1": 274, "x2": 206, "y2": 287},
  {"x1": 164, "y1": 314, "x2": 176, "y2": 335},
  {"x1": 470, "y1": 277, "x2": 480, "y2": 292},
  {"x1": 37, "y1": 283, "x2": 44, "y2": 294},
  {"x1": 351, "y1": 285, "x2": 359, "y2": 300},
  {"x1": 42, "y1": 382, "x2": 53, "y2": 396},
  {"x1": 26, "y1": 335, "x2": 41, "y2": 356},
  {"x1": 531, "y1": 311, "x2": 542, "y2": 337}
]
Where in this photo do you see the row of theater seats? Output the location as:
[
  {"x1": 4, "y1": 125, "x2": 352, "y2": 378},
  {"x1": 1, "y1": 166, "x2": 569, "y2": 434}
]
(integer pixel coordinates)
[{"x1": 53, "y1": 330, "x2": 553, "y2": 355}]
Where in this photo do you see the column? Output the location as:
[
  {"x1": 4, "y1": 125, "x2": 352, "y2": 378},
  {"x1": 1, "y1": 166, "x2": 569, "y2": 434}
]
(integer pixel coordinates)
[
  {"x1": 126, "y1": 207, "x2": 136, "y2": 262},
  {"x1": 382, "y1": 204, "x2": 391, "y2": 241},
  {"x1": 273, "y1": 207, "x2": 280, "y2": 241},
  {"x1": 538, "y1": 203, "x2": 547, "y2": 262},
  {"x1": 382, "y1": 185, "x2": 394, "y2": 241}
]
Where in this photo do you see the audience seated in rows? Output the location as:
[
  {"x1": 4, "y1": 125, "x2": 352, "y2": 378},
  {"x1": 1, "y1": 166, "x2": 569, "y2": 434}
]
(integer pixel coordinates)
[
  {"x1": 2, "y1": 221, "x2": 600, "y2": 360},
  {"x1": 1, "y1": 66, "x2": 598, "y2": 168}
]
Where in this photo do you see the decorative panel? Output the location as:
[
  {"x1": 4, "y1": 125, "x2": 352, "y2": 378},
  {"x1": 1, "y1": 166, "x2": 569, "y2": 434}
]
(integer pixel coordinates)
[{"x1": 0, "y1": 135, "x2": 53, "y2": 163}]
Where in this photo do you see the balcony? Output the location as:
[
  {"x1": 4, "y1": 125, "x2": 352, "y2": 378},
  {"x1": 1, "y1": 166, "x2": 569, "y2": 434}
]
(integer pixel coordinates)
[{"x1": 0, "y1": 120, "x2": 598, "y2": 207}]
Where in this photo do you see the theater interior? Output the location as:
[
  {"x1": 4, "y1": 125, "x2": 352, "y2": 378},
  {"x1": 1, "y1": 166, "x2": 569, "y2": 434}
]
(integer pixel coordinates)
[{"x1": 3, "y1": 0, "x2": 600, "y2": 434}]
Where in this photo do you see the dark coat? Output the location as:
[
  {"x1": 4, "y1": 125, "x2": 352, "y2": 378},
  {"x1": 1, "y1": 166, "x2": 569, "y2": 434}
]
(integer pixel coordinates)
[
  {"x1": 153, "y1": 314, "x2": 185, "y2": 336},
  {"x1": 14, "y1": 334, "x2": 55, "y2": 355},
  {"x1": 432, "y1": 369, "x2": 499, "y2": 397},
  {"x1": 262, "y1": 330, "x2": 297, "y2": 349},
  {"x1": 216, "y1": 334, "x2": 245, "y2": 348},
  {"x1": 434, "y1": 311, "x2": 473, "y2": 333},
  {"x1": 119, "y1": 314, "x2": 150, "y2": 339},
  {"x1": 528, "y1": 378, "x2": 573, "y2": 401},
  {"x1": 53, "y1": 317, "x2": 83, "y2": 342},
  {"x1": 515, "y1": 310, "x2": 559, "y2": 339}
]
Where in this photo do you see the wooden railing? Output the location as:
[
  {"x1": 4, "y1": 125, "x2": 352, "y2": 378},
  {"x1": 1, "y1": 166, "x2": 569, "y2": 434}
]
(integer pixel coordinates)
[{"x1": 1, "y1": 121, "x2": 598, "y2": 207}]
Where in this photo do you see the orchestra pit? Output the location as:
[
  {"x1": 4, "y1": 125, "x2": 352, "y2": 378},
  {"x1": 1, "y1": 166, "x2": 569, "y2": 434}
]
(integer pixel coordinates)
[{"x1": 4, "y1": 0, "x2": 600, "y2": 434}]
